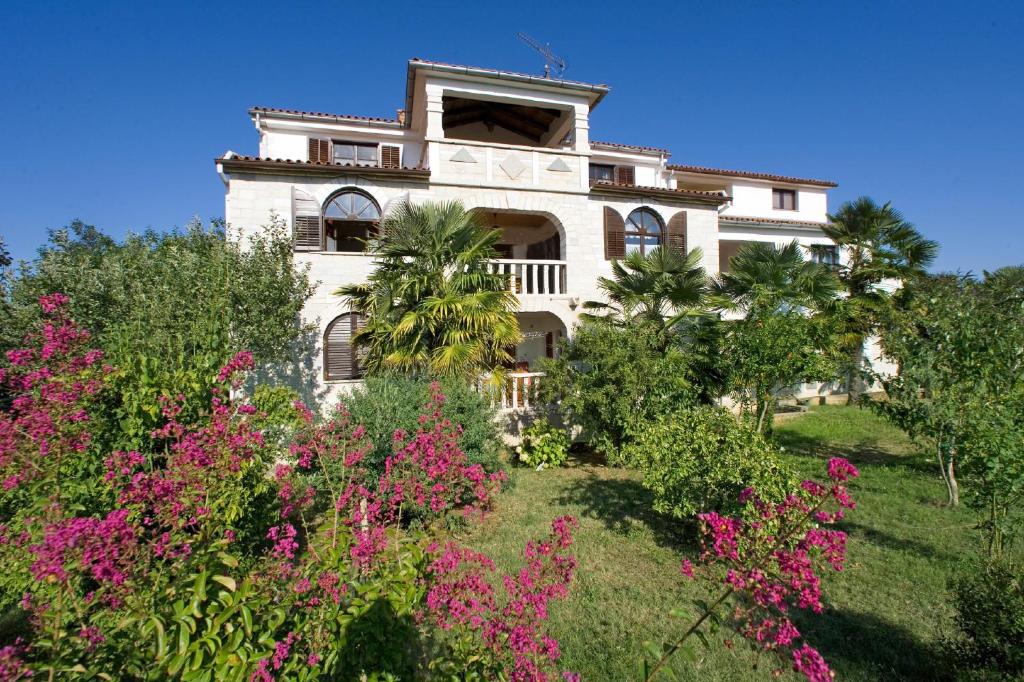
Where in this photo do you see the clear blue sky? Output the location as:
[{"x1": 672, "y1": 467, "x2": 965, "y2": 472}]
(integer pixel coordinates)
[{"x1": 1, "y1": 0, "x2": 1021, "y2": 273}]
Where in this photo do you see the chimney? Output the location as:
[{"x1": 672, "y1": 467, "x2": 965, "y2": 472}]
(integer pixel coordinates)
[{"x1": 396, "y1": 108, "x2": 407, "y2": 125}]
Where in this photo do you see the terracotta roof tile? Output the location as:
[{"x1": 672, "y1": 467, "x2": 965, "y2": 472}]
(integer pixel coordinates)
[
  {"x1": 216, "y1": 155, "x2": 429, "y2": 177},
  {"x1": 719, "y1": 215, "x2": 830, "y2": 229},
  {"x1": 250, "y1": 107, "x2": 400, "y2": 124},
  {"x1": 591, "y1": 140, "x2": 672, "y2": 155},
  {"x1": 668, "y1": 164, "x2": 837, "y2": 188},
  {"x1": 590, "y1": 181, "x2": 731, "y2": 204},
  {"x1": 408, "y1": 58, "x2": 608, "y2": 90}
]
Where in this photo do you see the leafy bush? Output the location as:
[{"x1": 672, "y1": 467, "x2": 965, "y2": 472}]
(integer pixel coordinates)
[
  {"x1": 721, "y1": 311, "x2": 840, "y2": 435},
  {"x1": 339, "y1": 373, "x2": 504, "y2": 480},
  {"x1": 943, "y1": 561, "x2": 1024, "y2": 680},
  {"x1": 622, "y1": 406, "x2": 794, "y2": 519},
  {"x1": 646, "y1": 458, "x2": 859, "y2": 681},
  {"x1": 539, "y1": 319, "x2": 699, "y2": 463},
  {"x1": 516, "y1": 420, "x2": 570, "y2": 469},
  {"x1": 0, "y1": 217, "x2": 317, "y2": 455},
  {"x1": 0, "y1": 295, "x2": 579, "y2": 681}
]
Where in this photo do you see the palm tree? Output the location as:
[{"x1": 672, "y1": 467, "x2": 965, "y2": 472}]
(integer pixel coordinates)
[
  {"x1": 582, "y1": 246, "x2": 709, "y2": 343},
  {"x1": 824, "y1": 197, "x2": 938, "y2": 399},
  {"x1": 335, "y1": 201, "x2": 521, "y2": 379},
  {"x1": 713, "y1": 240, "x2": 839, "y2": 315}
]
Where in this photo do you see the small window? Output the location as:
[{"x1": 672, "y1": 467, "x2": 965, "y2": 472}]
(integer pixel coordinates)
[
  {"x1": 811, "y1": 245, "x2": 839, "y2": 268},
  {"x1": 332, "y1": 141, "x2": 379, "y2": 167},
  {"x1": 589, "y1": 163, "x2": 615, "y2": 184},
  {"x1": 324, "y1": 313, "x2": 365, "y2": 380},
  {"x1": 772, "y1": 188, "x2": 797, "y2": 210},
  {"x1": 625, "y1": 208, "x2": 663, "y2": 256}
]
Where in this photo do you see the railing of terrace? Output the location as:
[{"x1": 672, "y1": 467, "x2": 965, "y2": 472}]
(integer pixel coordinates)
[
  {"x1": 478, "y1": 371, "x2": 545, "y2": 412},
  {"x1": 487, "y1": 260, "x2": 567, "y2": 296}
]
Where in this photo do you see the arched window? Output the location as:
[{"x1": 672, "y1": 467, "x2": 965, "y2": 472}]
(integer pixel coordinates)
[
  {"x1": 324, "y1": 313, "x2": 365, "y2": 380},
  {"x1": 625, "y1": 208, "x2": 663, "y2": 255},
  {"x1": 322, "y1": 190, "x2": 381, "y2": 253}
]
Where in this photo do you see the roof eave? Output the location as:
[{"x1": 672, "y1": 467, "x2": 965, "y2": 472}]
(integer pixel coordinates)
[
  {"x1": 216, "y1": 156, "x2": 430, "y2": 181},
  {"x1": 405, "y1": 59, "x2": 610, "y2": 128},
  {"x1": 249, "y1": 108, "x2": 402, "y2": 129},
  {"x1": 719, "y1": 216, "x2": 832, "y2": 231},
  {"x1": 668, "y1": 165, "x2": 838, "y2": 188},
  {"x1": 590, "y1": 182, "x2": 731, "y2": 206}
]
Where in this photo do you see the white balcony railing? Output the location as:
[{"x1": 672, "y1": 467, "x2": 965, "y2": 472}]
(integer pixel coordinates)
[
  {"x1": 488, "y1": 259, "x2": 567, "y2": 296},
  {"x1": 478, "y1": 371, "x2": 545, "y2": 412}
]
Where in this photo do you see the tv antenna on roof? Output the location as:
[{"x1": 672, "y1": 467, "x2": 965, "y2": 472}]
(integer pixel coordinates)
[{"x1": 516, "y1": 32, "x2": 566, "y2": 79}]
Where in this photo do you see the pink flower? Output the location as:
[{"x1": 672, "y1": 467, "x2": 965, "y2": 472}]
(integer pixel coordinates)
[
  {"x1": 826, "y1": 457, "x2": 859, "y2": 483},
  {"x1": 216, "y1": 351, "x2": 255, "y2": 383},
  {"x1": 792, "y1": 644, "x2": 833, "y2": 681},
  {"x1": 39, "y1": 292, "x2": 70, "y2": 313},
  {"x1": 680, "y1": 559, "x2": 695, "y2": 578}
]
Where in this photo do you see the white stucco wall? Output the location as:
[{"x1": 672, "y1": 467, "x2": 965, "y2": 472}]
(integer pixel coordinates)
[{"x1": 722, "y1": 182, "x2": 829, "y2": 223}]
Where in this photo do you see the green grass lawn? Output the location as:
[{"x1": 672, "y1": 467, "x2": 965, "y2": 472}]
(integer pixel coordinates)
[{"x1": 464, "y1": 406, "x2": 988, "y2": 681}]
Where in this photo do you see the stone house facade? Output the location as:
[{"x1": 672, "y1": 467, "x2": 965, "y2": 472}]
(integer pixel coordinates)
[{"x1": 216, "y1": 59, "x2": 850, "y2": 407}]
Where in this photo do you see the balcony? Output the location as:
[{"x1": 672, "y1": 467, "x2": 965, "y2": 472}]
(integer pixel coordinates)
[
  {"x1": 488, "y1": 259, "x2": 567, "y2": 296},
  {"x1": 429, "y1": 139, "x2": 584, "y2": 192}
]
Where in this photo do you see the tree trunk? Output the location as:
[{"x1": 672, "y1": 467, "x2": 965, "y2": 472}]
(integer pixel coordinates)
[
  {"x1": 757, "y1": 399, "x2": 770, "y2": 433},
  {"x1": 988, "y1": 493, "x2": 1003, "y2": 560},
  {"x1": 936, "y1": 441, "x2": 959, "y2": 507},
  {"x1": 847, "y1": 340, "x2": 867, "y2": 403},
  {"x1": 946, "y1": 457, "x2": 959, "y2": 506}
]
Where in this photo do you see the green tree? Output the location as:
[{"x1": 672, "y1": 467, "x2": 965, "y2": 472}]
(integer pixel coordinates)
[
  {"x1": 713, "y1": 240, "x2": 838, "y2": 315},
  {"x1": 713, "y1": 240, "x2": 841, "y2": 433},
  {"x1": 872, "y1": 269, "x2": 1024, "y2": 557},
  {"x1": 336, "y1": 201, "x2": 521, "y2": 379},
  {"x1": 722, "y1": 312, "x2": 839, "y2": 434},
  {"x1": 539, "y1": 319, "x2": 697, "y2": 462},
  {"x1": 0, "y1": 217, "x2": 316, "y2": 450},
  {"x1": 824, "y1": 197, "x2": 938, "y2": 399},
  {"x1": 583, "y1": 246, "x2": 709, "y2": 348}
]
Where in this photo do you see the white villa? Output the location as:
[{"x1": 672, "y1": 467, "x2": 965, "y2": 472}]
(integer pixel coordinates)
[{"x1": 216, "y1": 58, "x2": 851, "y2": 407}]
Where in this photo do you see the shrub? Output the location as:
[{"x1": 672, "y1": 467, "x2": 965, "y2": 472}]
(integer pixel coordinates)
[
  {"x1": 622, "y1": 406, "x2": 794, "y2": 519},
  {"x1": 721, "y1": 311, "x2": 840, "y2": 435},
  {"x1": 943, "y1": 561, "x2": 1024, "y2": 680},
  {"x1": 339, "y1": 373, "x2": 503, "y2": 480},
  {"x1": 516, "y1": 420, "x2": 570, "y2": 469},
  {"x1": 0, "y1": 217, "x2": 317, "y2": 456},
  {"x1": 539, "y1": 319, "x2": 699, "y2": 463},
  {"x1": 646, "y1": 458, "x2": 859, "y2": 682},
  {"x1": 0, "y1": 295, "x2": 579, "y2": 681}
]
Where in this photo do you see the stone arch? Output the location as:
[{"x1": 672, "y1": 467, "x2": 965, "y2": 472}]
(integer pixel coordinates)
[{"x1": 459, "y1": 192, "x2": 570, "y2": 260}]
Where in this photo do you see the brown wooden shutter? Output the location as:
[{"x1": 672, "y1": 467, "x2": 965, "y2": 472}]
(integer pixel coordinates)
[
  {"x1": 666, "y1": 211, "x2": 687, "y2": 252},
  {"x1": 293, "y1": 217, "x2": 321, "y2": 250},
  {"x1": 308, "y1": 137, "x2": 330, "y2": 163},
  {"x1": 604, "y1": 206, "x2": 626, "y2": 260},
  {"x1": 614, "y1": 165, "x2": 635, "y2": 185},
  {"x1": 380, "y1": 145, "x2": 401, "y2": 168},
  {"x1": 324, "y1": 313, "x2": 364, "y2": 380},
  {"x1": 292, "y1": 188, "x2": 322, "y2": 251},
  {"x1": 545, "y1": 332, "x2": 554, "y2": 359}
]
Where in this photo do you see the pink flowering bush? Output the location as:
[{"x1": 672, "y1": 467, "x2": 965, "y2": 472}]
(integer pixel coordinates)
[
  {"x1": 0, "y1": 294, "x2": 578, "y2": 681},
  {"x1": 644, "y1": 458, "x2": 860, "y2": 682},
  {"x1": 422, "y1": 516, "x2": 578, "y2": 681}
]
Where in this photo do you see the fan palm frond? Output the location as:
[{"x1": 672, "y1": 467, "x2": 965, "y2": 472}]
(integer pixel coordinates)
[{"x1": 336, "y1": 200, "x2": 522, "y2": 379}]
